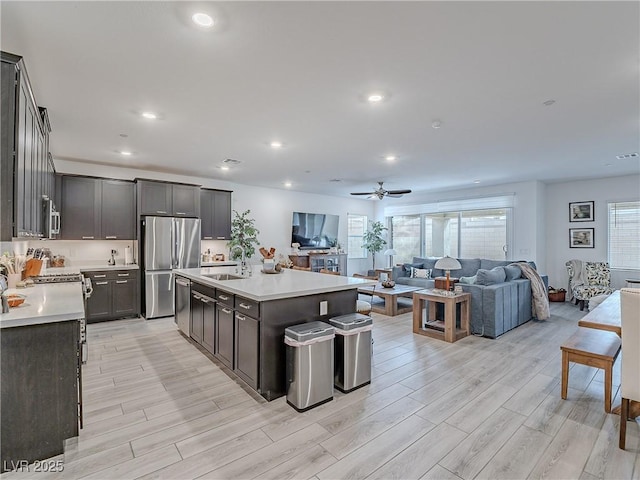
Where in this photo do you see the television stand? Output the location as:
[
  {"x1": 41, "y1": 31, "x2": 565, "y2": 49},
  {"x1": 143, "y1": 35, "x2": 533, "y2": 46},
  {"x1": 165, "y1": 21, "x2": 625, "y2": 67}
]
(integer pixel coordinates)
[{"x1": 288, "y1": 252, "x2": 347, "y2": 275}]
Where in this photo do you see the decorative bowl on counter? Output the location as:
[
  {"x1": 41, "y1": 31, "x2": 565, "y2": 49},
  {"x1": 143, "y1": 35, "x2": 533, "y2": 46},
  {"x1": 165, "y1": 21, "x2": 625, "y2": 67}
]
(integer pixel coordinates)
[
  {"x1": 381, "y1": 280, "x2": 396, "y2": 288},
  {"x1": 7, "y1": 294, "x2": 26, "y2": 308}
]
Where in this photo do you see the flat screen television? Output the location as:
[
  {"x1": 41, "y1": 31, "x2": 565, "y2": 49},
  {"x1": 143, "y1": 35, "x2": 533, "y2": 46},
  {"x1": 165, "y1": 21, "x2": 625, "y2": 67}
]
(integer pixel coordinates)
[{"x1": 291, "y1": 212, "x2": 339, "y2": 250}]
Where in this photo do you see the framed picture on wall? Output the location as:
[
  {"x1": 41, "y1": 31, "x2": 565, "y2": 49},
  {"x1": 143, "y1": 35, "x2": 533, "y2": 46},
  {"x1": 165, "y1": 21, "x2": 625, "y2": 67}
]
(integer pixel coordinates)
[
  {"x1": 569, "y1": 201, "x2": 594, "y2": 222},
  {"x1": 569, "y1": 228, "x2": 594, "y2": 248}
]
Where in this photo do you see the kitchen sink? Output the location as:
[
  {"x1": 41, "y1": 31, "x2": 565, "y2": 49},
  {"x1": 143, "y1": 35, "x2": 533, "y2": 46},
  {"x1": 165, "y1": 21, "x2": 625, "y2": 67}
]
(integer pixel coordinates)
[{"x1": 202, "y1": 273, "x2": 245, "y2": 281}]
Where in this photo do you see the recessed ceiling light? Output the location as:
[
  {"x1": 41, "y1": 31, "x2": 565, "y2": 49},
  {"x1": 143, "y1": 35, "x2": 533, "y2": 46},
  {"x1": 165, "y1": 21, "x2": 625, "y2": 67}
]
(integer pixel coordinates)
[
  {"x1": 141, "y1": 112, "x2": 157, "y2": 120},
  {"x1": 220, "y1": 166, "x2": 229, "y2": 171},
  {"x1": 473, "y1": 180, "x2": 481, "y2": 184},
  {"x1": 543, "y1": 99, "x2": 556, "y2": 106},
  {"x1": 119, "y1": 151, "x2": 132, "y2": 156},
  {"x1": 284, "y1": 181, "x2": 292, "y2": 187},
  {"x1": 605, "y1": 163, "x2": 613, "y2": 167},
  {"x1": 385, "y1": 155, "x2": 397, "y2": 161},
  {"x1": 192, "y1": 12, "x2": 214, "y2": 27},
  {"x1": 119, "y1": 133, "x2": 128, "y2": 138},
  {"x1": 367, "y1": 94, "x2": 384, "y2": 103},
  {"x1": 270, "y1": 141, "x2": 282, "y2": 148},
  {"x1": 432, "y1": 121, "x2": 442, "y2": 129}
]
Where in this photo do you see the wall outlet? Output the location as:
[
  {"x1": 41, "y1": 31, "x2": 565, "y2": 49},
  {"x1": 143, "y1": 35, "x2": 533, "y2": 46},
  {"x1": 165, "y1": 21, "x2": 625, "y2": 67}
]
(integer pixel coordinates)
[{"x1": 320, "y1": 301, "x2": 328, "y2": 316}]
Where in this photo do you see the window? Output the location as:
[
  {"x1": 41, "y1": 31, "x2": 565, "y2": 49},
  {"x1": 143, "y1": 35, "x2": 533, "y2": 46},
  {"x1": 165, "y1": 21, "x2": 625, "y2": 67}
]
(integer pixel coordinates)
[
  {"x1": 608, "y1": 201, "x2": 640, "y2": 270},
  {"x1": 390, "y1": 208, "x2": 510, "y2": 261},
  {"x1": 347, "y1": 214, "x2": 367, "y2": 259}
]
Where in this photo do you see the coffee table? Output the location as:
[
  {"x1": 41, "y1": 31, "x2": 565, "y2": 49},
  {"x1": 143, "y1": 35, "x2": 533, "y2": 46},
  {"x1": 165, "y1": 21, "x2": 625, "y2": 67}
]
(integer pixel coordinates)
[{"x1": 356, "y1": 283, "x2": 423, "y2": 316}]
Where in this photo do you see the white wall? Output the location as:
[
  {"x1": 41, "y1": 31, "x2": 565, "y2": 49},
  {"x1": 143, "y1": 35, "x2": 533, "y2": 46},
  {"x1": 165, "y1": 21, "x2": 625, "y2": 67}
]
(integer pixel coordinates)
[
  {"x1": 372, "y1": 180, "x2": 547, "y2": 270},
  {"x1": 53, "y1": 159, "x2": 375, "y2": 274},
  {"x1": 545, "y1": 174, "x2": 640, "y2": 290}
]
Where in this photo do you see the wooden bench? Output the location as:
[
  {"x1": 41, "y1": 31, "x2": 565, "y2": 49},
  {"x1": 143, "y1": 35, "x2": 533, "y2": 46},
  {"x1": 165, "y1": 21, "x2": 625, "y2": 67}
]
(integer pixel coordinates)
[{"x1": 561, "y1": 328, "x2": 621, "y2": 412}]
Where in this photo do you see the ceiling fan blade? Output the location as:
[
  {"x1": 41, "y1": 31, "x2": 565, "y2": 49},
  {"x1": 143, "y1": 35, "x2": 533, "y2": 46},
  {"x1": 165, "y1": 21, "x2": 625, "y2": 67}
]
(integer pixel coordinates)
[
  {"x1": 385, "y1": 194, "x2": 405, "y2": 198},
  {"x1": 386, "y1": 189, "x2": 412, "y2": 195},
  {"x1": 350, "y1": 192, "x2": 375, "y2": 196}
]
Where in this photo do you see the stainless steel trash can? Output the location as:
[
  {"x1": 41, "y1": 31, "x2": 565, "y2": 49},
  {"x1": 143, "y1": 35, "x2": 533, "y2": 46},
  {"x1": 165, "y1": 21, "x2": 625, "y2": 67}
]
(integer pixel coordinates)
[
  {"x1": 285, "y1": 321, "x2": 335, "y2": 412},
  {"x1": 329, "y1": 313, "x2": 373, "y2": 393}
]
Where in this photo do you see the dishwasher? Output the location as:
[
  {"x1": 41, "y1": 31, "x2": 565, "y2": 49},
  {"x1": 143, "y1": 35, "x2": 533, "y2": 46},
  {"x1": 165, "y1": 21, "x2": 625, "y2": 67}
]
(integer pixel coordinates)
[{"x1": 175, "y1": 276, "x2": 191, "y2": 336}]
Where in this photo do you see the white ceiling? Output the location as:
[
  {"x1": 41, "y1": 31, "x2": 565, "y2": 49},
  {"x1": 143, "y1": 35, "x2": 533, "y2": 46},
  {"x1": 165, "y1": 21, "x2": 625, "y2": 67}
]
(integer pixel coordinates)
[{"x1": 2, "y1": 1, "x2": 639, "y2": 198}]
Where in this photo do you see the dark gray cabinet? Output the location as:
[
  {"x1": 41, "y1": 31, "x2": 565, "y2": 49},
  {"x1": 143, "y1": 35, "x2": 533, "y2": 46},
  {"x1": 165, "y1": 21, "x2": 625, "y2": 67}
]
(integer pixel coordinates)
[
  {"x1": 61, "y1": 176, "x2": 135, "y2": 240},
  {"x1": 202, "y1": 297, "x2": 216, "y2": 354},
  {"x1": 234, "y1": 296, "x2": 259, "y2": 389},
  {"x1": 137, "y1": 179, "x2": 200, "y2": 217},
  {"x1": 215, "y1": 290, "x2": 234, "y2": 369},
  {"x1": 84, "y1": 270, "x2": 139, "y2": 323},
  {"x1": 1, "y1": 52, "x2": 52, "y2": 240},
  {"x1": 200, "y1": 189, "x2": 232, "y2": 240},
  {"x1": 190, "y1": 291, "x2": 204, "y2": 345},
  {"x1": 190, "y1": 283, "x2": 216, "y2": 354}
]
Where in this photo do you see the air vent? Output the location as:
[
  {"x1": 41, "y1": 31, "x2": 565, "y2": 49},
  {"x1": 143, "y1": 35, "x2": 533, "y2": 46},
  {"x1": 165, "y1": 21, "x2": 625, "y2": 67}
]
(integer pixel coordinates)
[
  {"x1": 329, "y1": 179, "x2": 342, "y2": 183},
  {"x1": 223, "y1": 158, "x2": 241, "y2": 165},
  {"x1": 616, "y1": 152, "x2": 639, "y2": 160}
]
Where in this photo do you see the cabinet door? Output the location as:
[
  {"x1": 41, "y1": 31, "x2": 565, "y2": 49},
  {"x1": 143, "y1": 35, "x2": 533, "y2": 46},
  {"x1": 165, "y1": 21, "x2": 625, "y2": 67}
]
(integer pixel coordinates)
[
  {"x1": 0, "y1": 61, "x2": 16, "y2": 241},
  {"x1": 61, "y1": 176, "x2": 100, "y2": 239},
  {"x1": 190, "y1": 292, "x2": 204, "y2": 344},
  {"x1": 215, "y1": 304, "x2": 234, "y2": 368},
  {"x1": 212, "y1": 190, "x2": 231, "y2": 239},
  {"x1": 234, "y1": 313, "x2": 259, "y2": 389},
  {"x1": 172, "y1": 184, "x2": 199, "y2": 217},
  {"x1": 138, "y1": 180, "x2": 171, "y2": 216},
  {"x1": 101, "y1": 180, "x2": 135, "y2": 239},
  {"x1": 112, "y1": 277, "x2": 138, "y2": 317},
  {"x1": 86, "y1": 279, "x2": 112, "y2": 323},
  {"x1": 201, "y1": 296, "x2": 216, "y2": 354},
  {"x1": 200, "y1": 189, "x2": 214, "y2": 239}
]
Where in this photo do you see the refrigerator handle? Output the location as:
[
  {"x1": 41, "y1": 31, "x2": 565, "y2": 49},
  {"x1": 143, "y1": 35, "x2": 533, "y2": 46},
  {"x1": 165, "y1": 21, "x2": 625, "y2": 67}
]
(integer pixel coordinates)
[{"x1": 171, "y1": 218, "x2": 177, "y2": 269}]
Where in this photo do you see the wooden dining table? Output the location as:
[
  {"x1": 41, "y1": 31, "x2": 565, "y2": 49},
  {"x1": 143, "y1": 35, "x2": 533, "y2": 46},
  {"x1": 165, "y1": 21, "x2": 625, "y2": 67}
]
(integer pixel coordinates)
[{"x1": 577, "y1": 290, "x2": 639, "y2": 417}]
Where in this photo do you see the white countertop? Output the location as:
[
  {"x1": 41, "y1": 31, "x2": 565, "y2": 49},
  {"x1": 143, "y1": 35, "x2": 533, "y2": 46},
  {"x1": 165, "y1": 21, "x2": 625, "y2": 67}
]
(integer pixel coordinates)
[
  {"x1": 174, "y1": 265, "x2": 376, "y2": 301},
  {"x1": 201, "y1": 261, "x2": 237, "y2": 267},
  {"x1": 44, "y1": 264, "x2": 140, "y2": 275},
  {"x1": 0, "y1": 283, "x2": 85, "y2": 329}
]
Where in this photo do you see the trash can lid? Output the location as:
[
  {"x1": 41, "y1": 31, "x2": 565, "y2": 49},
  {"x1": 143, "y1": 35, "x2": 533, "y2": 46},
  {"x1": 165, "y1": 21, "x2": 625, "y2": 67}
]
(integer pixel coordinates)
[
  {"x1": 285, "y1": 321, "x2": 335, "y2": 342},
  {"x1": 329, "y1": 313, "x2": 373, "y2": 330}
]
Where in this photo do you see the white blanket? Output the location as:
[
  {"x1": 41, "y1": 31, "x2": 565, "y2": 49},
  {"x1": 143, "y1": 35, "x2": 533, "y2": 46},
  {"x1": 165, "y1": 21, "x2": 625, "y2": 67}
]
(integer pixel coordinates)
[{"x1": 513, "y1": 262, "x2": 550, "y2": 320}]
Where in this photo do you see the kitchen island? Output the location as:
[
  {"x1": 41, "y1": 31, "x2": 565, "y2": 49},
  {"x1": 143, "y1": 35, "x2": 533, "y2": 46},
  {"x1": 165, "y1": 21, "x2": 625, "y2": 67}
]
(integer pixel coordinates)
[
  {"x1": 0, "y1": 283, "x2": 84, "y2": 472},
  {"x1": 174, "y1": 265, "x2": 375, "y2": 400}
]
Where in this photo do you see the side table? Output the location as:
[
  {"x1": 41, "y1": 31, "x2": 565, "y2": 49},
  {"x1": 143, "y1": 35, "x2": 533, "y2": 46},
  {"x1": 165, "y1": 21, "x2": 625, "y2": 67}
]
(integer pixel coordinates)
[{"x1": 413, "y1": 289, "x2": 471, "y2": 343}]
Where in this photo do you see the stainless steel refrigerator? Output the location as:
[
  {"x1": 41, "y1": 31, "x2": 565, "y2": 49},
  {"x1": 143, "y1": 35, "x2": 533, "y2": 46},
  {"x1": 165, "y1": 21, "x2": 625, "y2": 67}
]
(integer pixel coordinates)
[{"x1": 142, "y1": 216, "x2": 200, "y2": 319}]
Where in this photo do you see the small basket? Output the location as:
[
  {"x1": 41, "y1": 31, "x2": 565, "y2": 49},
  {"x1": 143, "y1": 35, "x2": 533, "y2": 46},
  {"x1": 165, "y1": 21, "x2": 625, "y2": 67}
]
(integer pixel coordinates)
[{"x1": 548, "y1": 291, "x2": 566, "y2": 302}]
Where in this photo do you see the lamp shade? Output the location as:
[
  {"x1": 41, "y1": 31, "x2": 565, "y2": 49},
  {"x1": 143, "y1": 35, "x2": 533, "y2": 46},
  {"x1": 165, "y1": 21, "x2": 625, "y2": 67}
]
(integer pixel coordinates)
[
  {"x1": 434, "y1": 256, "x2": 461, "y2": 271},
  {"x1": 383, "y1": 249, "x2": 397, "y2": 256}
]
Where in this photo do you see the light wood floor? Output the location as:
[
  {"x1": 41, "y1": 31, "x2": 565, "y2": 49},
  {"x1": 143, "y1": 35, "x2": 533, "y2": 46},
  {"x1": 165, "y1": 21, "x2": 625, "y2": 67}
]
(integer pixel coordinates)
[{"x1": 3, "y1": 302, "x2": 640, "y2": 479}]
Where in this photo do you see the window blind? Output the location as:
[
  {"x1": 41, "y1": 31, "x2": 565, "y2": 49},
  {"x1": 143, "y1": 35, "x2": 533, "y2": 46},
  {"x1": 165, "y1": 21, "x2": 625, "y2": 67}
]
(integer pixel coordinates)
[{"x1": 608, "y1": 201, "x2": 640, "y2": 270}]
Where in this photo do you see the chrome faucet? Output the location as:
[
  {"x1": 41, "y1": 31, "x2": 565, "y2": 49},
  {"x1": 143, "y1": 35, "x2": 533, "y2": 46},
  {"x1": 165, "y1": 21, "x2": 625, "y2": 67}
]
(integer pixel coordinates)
[
  {"x1": 231, "y1": 245, "x2": 250, "y2": 276},
  {"x1": 0, "y1": 274, "x2": 9, "y2": 314}
]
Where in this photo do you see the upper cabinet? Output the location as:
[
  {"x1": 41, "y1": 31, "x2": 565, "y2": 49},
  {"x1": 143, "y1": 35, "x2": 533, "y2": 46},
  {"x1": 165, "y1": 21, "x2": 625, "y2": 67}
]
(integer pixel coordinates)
[
  {"x1": 60, "y1": 176, "x2": 135, "y2": 240},
  {"x1": 1, "y1": 52, "x2": 52, "y2": 240},
  {"x1": 200, "y1": 189, "x2": 232, "y2": 240},
  {"x1": 137, "y1": 179, "x2": 200, "y2": 217}
]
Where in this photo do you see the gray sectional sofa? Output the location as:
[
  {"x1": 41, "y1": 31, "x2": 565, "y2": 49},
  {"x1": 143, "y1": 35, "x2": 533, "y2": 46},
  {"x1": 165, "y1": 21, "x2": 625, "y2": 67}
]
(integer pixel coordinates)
[{"x1": 392, "y1": 257, "x2": 549, "y2": 338}]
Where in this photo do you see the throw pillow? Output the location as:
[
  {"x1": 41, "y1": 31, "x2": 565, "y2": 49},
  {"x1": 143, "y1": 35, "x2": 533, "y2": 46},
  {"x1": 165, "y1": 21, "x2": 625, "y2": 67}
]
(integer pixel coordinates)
[
  {"x1": 403, "y1": 262, "x2": 424, "y2": 274},
  {"x1": 504, "y1": 264, "x2": 522, "y2": 281},
  {"x1": 459, "y1": 275, "x2": 477, "y2": 284},
  {"x1": 411, "y1": 267, "x2": 431, "y2": 279},
  {"x1": 476, "y1": 266, "x2": 507, "y2": 285}
]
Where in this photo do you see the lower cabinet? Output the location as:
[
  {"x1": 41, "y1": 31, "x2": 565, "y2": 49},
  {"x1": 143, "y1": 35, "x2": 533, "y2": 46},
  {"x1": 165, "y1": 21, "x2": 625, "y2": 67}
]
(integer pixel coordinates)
[
  {"x1": 215, "y1": 303, "x2": 234, "y2": 369},
  {"x1": 190, "y1": 285, "x2": 215, "y2": 354},
  {"x1": 234, "y1": 312, "x2": 259, "y2": 389},
  {"x1": 84, "y1": 270, "x2": 140, "y2": 323}
]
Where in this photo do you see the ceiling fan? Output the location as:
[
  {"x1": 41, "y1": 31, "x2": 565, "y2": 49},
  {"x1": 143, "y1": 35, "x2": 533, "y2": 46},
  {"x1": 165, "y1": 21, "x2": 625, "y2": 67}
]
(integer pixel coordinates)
[{"x1": 350, "y1": 181, "x2": 412, "y2": 200}]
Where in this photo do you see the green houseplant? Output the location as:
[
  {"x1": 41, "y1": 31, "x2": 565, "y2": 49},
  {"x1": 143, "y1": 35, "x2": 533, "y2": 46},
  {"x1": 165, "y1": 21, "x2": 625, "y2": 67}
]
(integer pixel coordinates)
[
  {"x1": 362, "y1": 220, "x2": 387, "y2": 271},
  {"x1": 227, "y1": 209, "x2": 260, "y2": 261}
]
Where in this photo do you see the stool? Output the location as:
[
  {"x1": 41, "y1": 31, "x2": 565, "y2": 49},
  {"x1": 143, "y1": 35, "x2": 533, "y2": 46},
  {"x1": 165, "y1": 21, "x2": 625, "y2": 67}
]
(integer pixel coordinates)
[{"x1": 561, "y1": 328, "x2": 621, "y2": 412}]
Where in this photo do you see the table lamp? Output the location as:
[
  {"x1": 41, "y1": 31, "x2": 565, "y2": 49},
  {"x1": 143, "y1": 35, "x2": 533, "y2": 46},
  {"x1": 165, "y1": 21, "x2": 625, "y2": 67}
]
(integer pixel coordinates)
[
  {"x1": 383, "y1": 248, "x2": 397, "y2": 269},
  {"x1": 434, "y1": 256, "x2": 462, "y2": 291}
]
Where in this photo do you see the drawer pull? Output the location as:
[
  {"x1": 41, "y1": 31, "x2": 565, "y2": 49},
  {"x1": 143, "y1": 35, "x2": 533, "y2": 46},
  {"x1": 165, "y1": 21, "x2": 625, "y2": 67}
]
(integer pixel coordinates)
[
  {"x1": 176, "y1": 212, "x2": 186, "y2": 215},
  {"x1": 201, "y1": 296, "x2": 215, "y2": 304},
  {"x1": 117, "y1": 273, "x2": 130, "y2": 277},
  {"x1": 105, "y1": 236, "x2": 117, "y2": 239},
  {"x1": 93, "y1": 274, "x2": 107, "y2": 278},
  {"x1": 216, "y1": 237, "x2": 226, "y2": 240},
  {"x1": 95, "y1": 281, "x2": 108, "y2": 285},
  {"x1": 156, "y1": 210, "x2": 167, "y2": 214},
  {"x1": 238, "y1": 303, "x2": 252, "y2": 310},
  {"x1": 82, "y1": 236, "x2": 94, "y2": 239},
  {"x1": 236, "y1": 314, "x2": 246, "y2": 321},
  {"x1": 222, "y1": 307, "x2": 232, "y2": 314},
  {"x1": 203, "y1": 236, "x2": 213, "y2": 240},
  {"x1": 116, "y1": 280, "x2": 127, "y2": 284},
  {"x1": 218, "y1": 295, "x2": 229, "y2": 301}
]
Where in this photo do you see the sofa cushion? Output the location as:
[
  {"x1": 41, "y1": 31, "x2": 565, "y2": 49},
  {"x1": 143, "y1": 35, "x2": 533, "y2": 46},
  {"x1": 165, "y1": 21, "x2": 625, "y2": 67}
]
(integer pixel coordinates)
[
  {"x1": 504, "y1": 265, "x2": 522, "y2": 281},
  {"x1": 480, "y1": 259, "x2": 511, "y2": 270},
  {"x1": 459, "y1": 275, "x2": 477, "y2": 284},
  {"x1": 476, "y1": 267, "x2": 507, "y2": 285},
  {"x1": 456, "y1": 258, "x2": 482, "y2": 278},
  {"x1": 403, "y1": 262, "x2": 423, "y2": 274}
]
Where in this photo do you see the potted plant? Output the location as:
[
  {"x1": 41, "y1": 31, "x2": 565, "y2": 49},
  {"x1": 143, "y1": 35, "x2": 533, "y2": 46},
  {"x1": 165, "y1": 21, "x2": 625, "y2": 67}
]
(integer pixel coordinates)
[
  {"x1": 362, "y1": 220, "x2": 387, "y2": 272},
  {"x1": 227, "y1": 209, "x2": 260, "y2": 261}
]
